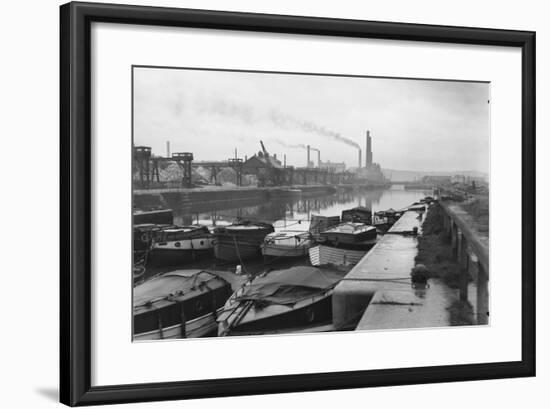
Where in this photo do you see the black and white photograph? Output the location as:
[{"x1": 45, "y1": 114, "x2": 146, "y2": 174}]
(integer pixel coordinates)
[
  {"x1": 0, "y1": 0, "x2": 542, "y2": 407},
  {"x1": 132, "y1": 66, "x2": 490, "y2": 340}
]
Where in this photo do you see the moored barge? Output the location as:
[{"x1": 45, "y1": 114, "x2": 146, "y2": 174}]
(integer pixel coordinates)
[
  {"x1": 372, "y1": 208, "x2": 402, "y2": 232},
  {"x1": 133, "y1": 269, "x2": 242, "y2": 340},
  {"x1": 318, "y1": 222, "x2": 377, "y2": 245},
  {"x1": 341, "y1": 206, "x2": 372, "y2": 224},
  {"x1": 217, "y1": 266, "x2": 348, "y2": 336},
  {"x1": 309, "y1": 223, "x2": 378, "y2": 266},
  {"x1": 261, "y1": 230, "x2": 313, "y2": 258},
  {"x1": 213, "y1": 221, "x2": 274, "y2": 261},
  {"x1": 148, "y1": 225, "x2": 214, "y2": 266},
  {"x1": 133, "y1": 208, "x2": 173, "y2": 225}
]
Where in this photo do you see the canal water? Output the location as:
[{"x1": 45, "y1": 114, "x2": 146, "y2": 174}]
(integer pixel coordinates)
[
  {"x1": 145, "y1": 185, "x2": 432, "y2": 279},
  {"x1": 175, "y1": 185, "x2": 432, "y2": 230}
]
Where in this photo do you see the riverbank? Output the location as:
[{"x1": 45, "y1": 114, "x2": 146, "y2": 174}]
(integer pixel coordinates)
[{"x1": 133, "y1": 184, "x2": 339, "y2": 210}]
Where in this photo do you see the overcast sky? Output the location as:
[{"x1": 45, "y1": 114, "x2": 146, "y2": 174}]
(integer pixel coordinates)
[{"x1": 133, "y1": 67, "x2": 490, "y2": 173}]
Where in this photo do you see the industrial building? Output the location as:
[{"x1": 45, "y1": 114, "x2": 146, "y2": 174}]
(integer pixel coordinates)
[
  {"x1": 242, "y1": 144, "x2": 283, "y2": 170},
  {"x1": 242, "y1": 141, "x2": 286, "y2": 186},
  {"x1": 132, "y1": 129, "x2": 389, "y2": 189},
  {"x1": 319, "y1": 160, "x2": 346, "y2": 173},
  {"x1": 355, "y1": 130, "x2": 387, "y2": 185}
]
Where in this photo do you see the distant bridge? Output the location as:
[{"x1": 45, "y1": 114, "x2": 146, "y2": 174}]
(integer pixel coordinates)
[{"x1": 388, "y1": 181, "x2": 432, "y2": 188}]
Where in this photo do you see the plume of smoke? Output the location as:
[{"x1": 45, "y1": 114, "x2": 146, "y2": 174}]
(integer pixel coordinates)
[
  {"x1": 195, "y1": 97, "x2": 256, "y2": 124},
  {"x1": 269, "y1": 139, "x2": 322, "y2": 153},
  {"x1": 193, "y1": 97, "x2": 359, "y2": 151},
  {"x1": 269, "y1": 139, "x2": 307, "y2": 150},
  {"x1": 269, "y1": 110, "x2": 360, "y2": 150}
]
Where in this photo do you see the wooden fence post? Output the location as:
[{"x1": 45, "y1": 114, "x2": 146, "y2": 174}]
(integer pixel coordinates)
[
  {"x1": 476, "y1": 261, "x2": 489, "y2": 325},
  {"x1": 456, "y1": 231, "x2": 468, "y2": 302}
]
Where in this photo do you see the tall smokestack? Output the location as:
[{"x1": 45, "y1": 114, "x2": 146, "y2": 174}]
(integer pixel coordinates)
[
  {"x1": 317, "y1": 151, "x2": 321, "y2": 168},
  {"x1": 307, "y1": 145, "x2": 311, "y2": 168},
  {"x1": 166, "y1": 141, "x2": 171, "y2": 158},
  {"x1": 358, "y1": 149, "x2": 362, "y2": 169},
  {"x1": 366, "y1": 130, "x2": 373, "y2": 168}
]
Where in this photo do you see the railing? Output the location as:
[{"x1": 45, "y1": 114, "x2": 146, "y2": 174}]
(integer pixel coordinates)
[{"x1": 439, "y1": 201, "x2": 489, "y2": 325}]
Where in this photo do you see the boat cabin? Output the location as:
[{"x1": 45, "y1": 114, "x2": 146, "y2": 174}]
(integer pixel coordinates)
[
  {"x1": 133, "y1": 223, "x2": 166, "y2": 251},
  {"x1": 341, "y1": 206, "x2": 372, "y2": 224},
  {"x1": 156, "y1": 225, "x2": 211, "y2": 243},
  {"x1": 320, "y1": 222, "x2": 378, "y2": 244},
  {"x1": 309, "y1": 215, "x2": 341, "y2": 237},
  {"x1": 133, "y1": 270, "x2": 234, "y2": 339}
]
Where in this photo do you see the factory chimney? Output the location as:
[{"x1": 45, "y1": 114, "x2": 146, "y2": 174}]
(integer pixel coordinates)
[
  {"x1": 307, "y1": 145, "x2": 311, "y2": 168},
  {"x1": 317, "y1": 150, "x2": 321, "y2": 168},
  {"x1": 166, "y1": 141, "x2": 171, "y2": 158},
  {"x1": 366, "y1": 130, "x2": 373, "y2": 168},
  {"x1": 358, "y1": 149, "x2": 362, "y2": 169}
]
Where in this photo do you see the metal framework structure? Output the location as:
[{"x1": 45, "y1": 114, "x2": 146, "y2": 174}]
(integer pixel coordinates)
[
  {"x1": 133, "y1": 146, "x2": 248, "y2": 189},
  {"x1": 133, "y1": 146, "x2": 358, "y2": 189}
]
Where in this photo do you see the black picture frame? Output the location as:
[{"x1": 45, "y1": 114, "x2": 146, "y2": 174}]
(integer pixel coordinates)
[{"x1": 60, "y1": 1, "x2": 536, "y2": 406}]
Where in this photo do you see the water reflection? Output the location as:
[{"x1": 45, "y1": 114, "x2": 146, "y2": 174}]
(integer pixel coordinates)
[
  {"x1": 174, "y1": 186, "x2": 432, "y2": 231},
  {"x1": 146, "y1": 186, "x2": 432, "y2": 279}
]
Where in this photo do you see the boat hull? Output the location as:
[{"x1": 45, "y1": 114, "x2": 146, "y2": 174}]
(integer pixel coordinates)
[
  {"x1": 219, "y1": 295, "x2": 333, "y2": 336},
  {"x1": 309, "y1": 244, "x2": 372, "y2": 266},
  {"x1": 133, "y1": 209, "x2": 173, "y2": 225},
  {"x1": 147, "y1": 248, "x2": 213, "y2": 266},
  {"x1": 134, "y1": 309, "x2": 223, "y2": 340},
  {"x1": 214, "y1": 239, "x2": 263, "y2": 261},
  {"x1": 213, "y1": 222, "x2": 274, "y2": 262},
  {"x1": 148, "y1": 235, "x2": 215, "y2": 266},
  {"x1": 261, "y1": 243, "x2": 311, "y2": 258},
  {"x1": 134, "y1": 270, "x2": 234, "y2": 339},
  {"x1": 373, "y1": 223, "x2": 392, "y2": 233}
]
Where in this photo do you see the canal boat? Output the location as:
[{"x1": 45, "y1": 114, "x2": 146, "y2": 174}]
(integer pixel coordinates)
[
  {"x1": 372, "y1": 209, "x2": 402, "y2": 232},
  {"x1": 308, "y1": 214, "x2": 341, "y2": 239},
  {"x1": 309, "y1": 223, "x2": 378, "y2": 266},
  {"x1": 318, "y1": 222, "x2": 378, "y2": 245},
  {"x1": 133, "y1": 261, "x2": 146, "y2": 286},
  {"x1": 261, "y1": 230, "x2": 313, "y2": 258},
  {"x1": 213, "y1": 220, "x2": 274, "y2": 262},
  {"x1": 133, "y1": 208, "x2": 174, "y2": 225},
  {"x1": 341, "y1": 206, "x2": 372, "y2": 224},
  {"x1": 148, "y1": 225, "x2": 215, "y2": 266},
  {"x1": 217, "y1": 265, "x2": 348, "y2": 336},
  {"x1": 308, "y1": 241, "x2": 376, "y2": 266},
  {"x1": 133, "y1": 223, "x2": 166, "y2": 252},
  {"x1": 134, "y1": 269, "x2": 244, "y2": 340}
]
